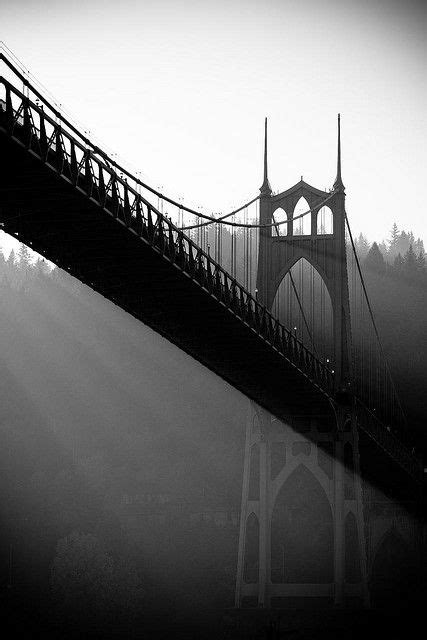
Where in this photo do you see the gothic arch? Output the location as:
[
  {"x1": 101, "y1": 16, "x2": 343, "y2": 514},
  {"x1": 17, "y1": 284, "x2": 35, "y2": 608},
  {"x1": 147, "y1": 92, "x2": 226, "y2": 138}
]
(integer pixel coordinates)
[
  {"x1": 272, "y1": 207, "x2": 288, "y2": 237},
  {"x1": 270, "y1": 464, "x2": 333, "y2": 583},
  {"x1": 317, "y1": 206, "x2": 333, "y2": 235},
  {"x1": 272, "y1": 454, "x2": 330, "y2": 501},
  {"x1": 293, "y1": 197, "x2": 311, "y2": 236},
  {"x1": 244, "y1": 512, "x2": 259, "y2": 584},
  {"x1": 272, "y1": 254, "x2": 335, "y2": 311},
  {"x1": 271, "y1": 257, "x2": 335, "y2": 362}
]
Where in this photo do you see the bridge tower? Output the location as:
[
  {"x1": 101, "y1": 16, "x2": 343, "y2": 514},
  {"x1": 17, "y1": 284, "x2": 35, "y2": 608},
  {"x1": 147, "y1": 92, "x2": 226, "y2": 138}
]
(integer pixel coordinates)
[{"x1": 235, "y1": 117, "x2": 369, "y2": 613}]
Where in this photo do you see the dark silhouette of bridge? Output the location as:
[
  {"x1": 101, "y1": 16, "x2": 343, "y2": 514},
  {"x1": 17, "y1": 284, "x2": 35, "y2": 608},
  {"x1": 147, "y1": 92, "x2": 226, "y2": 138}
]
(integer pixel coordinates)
[{"x1": 0, "y1": 51, "x2": 423, "y2": 616}]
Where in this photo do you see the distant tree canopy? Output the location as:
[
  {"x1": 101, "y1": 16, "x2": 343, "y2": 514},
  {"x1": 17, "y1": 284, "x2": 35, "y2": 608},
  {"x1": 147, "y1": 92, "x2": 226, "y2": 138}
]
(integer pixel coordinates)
[
  {"x1": 354, "y1": 223, "x2": 426, "y2": 284},
  {"x1": 365, "y1": 242, "x2": 386, "y2": 274}
]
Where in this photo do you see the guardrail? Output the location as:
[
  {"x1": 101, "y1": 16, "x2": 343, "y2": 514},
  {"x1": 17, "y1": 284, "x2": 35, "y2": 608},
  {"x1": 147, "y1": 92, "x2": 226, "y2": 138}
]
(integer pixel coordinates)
[
  {"x1": 0, "y1": 69, "x2": 422, "y2": 483},
  {"x1": 0, "y1": 74, "x2": 335, "y2": 399}
]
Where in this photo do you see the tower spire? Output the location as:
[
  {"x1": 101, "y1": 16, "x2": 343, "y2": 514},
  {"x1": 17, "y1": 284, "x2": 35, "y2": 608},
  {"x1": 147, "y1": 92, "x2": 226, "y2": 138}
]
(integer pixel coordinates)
[
  {"x1": 260, "y1": 117, "x2": 272, "y2": 195},
  {"x1": 334, "y1": 113, "x2": 344, "y2": 191}
]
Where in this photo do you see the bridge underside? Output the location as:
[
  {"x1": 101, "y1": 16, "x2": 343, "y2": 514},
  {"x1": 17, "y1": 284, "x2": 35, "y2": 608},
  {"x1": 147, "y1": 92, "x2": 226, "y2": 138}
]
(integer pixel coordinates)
[
  {"x1": 0, "y1": 130, "x2": 332, "y2": 422},
  {"x1": 0, "y1": 122, "x2": 421, "y2": 496}
]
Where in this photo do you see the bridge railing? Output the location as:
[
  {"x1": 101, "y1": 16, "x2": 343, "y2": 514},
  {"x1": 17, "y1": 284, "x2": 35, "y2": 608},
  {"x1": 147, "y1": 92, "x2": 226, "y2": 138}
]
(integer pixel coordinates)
[
  {"x1": 0, "y1": 73, "x2": 335, "y2": 399},
  {"x1": 0, "y1": 65, "x2": 423, "y2": 483}
]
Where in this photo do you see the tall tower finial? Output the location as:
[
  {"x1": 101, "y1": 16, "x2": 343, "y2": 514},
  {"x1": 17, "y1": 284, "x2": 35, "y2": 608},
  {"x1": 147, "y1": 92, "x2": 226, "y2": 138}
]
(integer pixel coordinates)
[
  {"x1": 334, "y1": 113, "x2": 344, "y2": 191},
  {"x1": 260, "y1": 117, "x2": 272, "y2": 195}
]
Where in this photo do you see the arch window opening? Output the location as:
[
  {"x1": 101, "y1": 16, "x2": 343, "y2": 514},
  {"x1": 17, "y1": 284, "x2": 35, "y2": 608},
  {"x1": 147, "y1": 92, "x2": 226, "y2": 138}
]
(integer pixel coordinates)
[
  {"x1": 293, "y1": 197, "x2": 311, "y2": 236},
  {"x1": 271, "y1": 465, "x2": 333, "y2": 583},
  {"x1": 272, "y1": 207, "x2": 288, "y2": 237},
  {"x1": 317, "y1": 206, "x2": 333, "y2": 235},
  {"x1": 272, "y1": 258, "x2": 334, "y2": 365}
]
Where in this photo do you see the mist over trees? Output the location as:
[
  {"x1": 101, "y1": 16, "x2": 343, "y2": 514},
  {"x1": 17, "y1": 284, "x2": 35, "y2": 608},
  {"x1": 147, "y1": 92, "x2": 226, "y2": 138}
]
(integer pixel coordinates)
[
  {"x1": 354, "y1": 224, "x2": 425, "y2": 282},
  {"x1": 352, "y1": 224, "x2": 427, "y2": 449}
]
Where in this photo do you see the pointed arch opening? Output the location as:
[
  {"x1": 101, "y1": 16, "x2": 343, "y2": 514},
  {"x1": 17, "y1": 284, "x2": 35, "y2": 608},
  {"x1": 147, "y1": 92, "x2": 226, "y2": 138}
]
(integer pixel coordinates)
[
  {"x1": 271, "y1": 465, "x2": 333, "y2": 583},
  {"x1": 271, "y1": 257, "x2": 334, "y2": 364},
  {"x1": 317, "y1": 206, "x2": 333, "y2": 235},
  {"x1": 244, "y1": 513, "x2": 259, "y2": 584},
  {"x1": 272, "y1": 207, "x2": 288, "y2": 237},
  {"x1": 293, "y1": 197, "x2": 311, "y2": 236}
]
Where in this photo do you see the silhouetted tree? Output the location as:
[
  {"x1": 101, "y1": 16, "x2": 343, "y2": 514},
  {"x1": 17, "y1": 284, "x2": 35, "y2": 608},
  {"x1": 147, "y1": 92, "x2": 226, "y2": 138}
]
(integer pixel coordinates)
[
  {"x1": 389, "y1": 222, "x2": 399, "y2": 250},
  {"x1": 403, "y1": 244, "x2": 418, "y2": 279},
  {"x1": 378, "y1": 240, "x2": 388, "y2": 258},
  {"x1": 393, "y1": 252, "x2": 404, "y2": 275},
  {"x1": 414, "y1": 237, "x2": 425, "y2": 256},
  {"x1": 416, "y1": 250, "x2": 426, "y2": 276},
  {"x1": 355, "y1": 233, "x2": 370, "y2": 261},
  {"x1": 364, "y1": 242, "x2": 386, "y2": 274},
  {"x1": 17, "y1": 243, "x2": 32, "y2": 267},
  {"x1": 35, "y1": 257, "x2": 51, "y2": 277},
  {"x1": 7, "y1": 248, "x2": 16, "y2": 266}
]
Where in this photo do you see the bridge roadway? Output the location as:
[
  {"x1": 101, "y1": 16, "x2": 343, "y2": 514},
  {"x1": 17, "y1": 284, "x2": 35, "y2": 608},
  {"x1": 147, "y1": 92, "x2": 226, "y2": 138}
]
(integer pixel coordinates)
[{"x1": 0, "y1": 73, "x2": 422, "y2": 490}]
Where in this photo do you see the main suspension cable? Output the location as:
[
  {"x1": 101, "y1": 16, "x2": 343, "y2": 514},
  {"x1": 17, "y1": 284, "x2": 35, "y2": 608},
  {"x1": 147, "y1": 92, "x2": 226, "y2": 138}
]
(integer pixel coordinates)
[
  {"x1": 1, "y1": 50, "x2": 339, "y2": 234},
  {"x1": 182, "y1": 192, "x2": 336, "y2": 230},
  {"x1": 345, "y1": 210, "x2": 407, "y2": 426},
  {"x1": 0, "y1": 50, "x2": 260, "y2": 225}
]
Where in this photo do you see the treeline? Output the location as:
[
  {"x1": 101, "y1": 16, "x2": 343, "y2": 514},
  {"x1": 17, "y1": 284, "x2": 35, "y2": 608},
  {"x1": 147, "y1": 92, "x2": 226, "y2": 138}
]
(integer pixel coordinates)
[{"x1": 354, "y1": 223, "x2": 426, "y2": 284}]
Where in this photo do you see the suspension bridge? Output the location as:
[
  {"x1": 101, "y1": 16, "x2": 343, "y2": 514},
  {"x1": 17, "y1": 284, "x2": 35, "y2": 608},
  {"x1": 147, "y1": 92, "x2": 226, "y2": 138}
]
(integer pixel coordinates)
[{"x1": 0, "y1": 49, "x2": 423, "y2": 613}]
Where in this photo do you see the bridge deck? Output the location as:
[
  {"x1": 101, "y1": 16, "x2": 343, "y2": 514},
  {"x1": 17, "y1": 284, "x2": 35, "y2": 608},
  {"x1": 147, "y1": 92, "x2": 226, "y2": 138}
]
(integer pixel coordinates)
[
  {"x1": 0, "y1": 120, "x2": 331, "y2": 421},
  {"x1": 0, "y1": 75, "x2": 421, "y2": 485}
]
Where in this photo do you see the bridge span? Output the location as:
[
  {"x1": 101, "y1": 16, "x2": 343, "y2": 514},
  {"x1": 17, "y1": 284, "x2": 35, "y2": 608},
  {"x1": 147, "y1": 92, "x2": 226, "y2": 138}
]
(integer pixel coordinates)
[
  {"x1": 0, "y1": 51, "x2": 423, "y2": 620},
  {"x1": 0, "y1": 54, "x2": 420, "y2": 486}
]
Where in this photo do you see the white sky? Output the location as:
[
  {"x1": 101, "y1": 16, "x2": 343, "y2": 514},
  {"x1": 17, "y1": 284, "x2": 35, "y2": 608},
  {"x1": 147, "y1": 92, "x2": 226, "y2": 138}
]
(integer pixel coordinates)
[{"x1": 1, "y1": 0, "x2": 426, "y2": 255}]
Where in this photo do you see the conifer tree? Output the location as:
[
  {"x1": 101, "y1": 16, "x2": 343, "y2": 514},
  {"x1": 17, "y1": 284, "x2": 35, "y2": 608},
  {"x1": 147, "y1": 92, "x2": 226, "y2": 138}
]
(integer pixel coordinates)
[
  {"x1": 403, "y1": 244, "x2": 418, "y2": 278},
  {"x1": 355, "y1": 233, "x2": 370, "y2": 261},
  {"x1": 18, "y1": 243, "x2": 32, "y2": 267},
  {"x1": 364, "y1": 242, "x2": 386, "y2": 273},
  {"x1": 389, "y1": 223, "x2": 399, "y2": 252},
  {"x1": 393, "y1": 252, "x2": 404, "y2": 274},
  {"x1": 378, "y1": 241, "x2": 388, "y2": 259},
  {"x1": 414, "y1": 237, "x2": 425, "y2": 256},
  {"x1": 7, "y1": 248, "x2": 16, "y2": 266},
  {"x1": 35, "y1": 257, "x2": 51, "y2": 277},
  {"x1": 416, "y1": 250, "x2": 426, "y2": 275}
]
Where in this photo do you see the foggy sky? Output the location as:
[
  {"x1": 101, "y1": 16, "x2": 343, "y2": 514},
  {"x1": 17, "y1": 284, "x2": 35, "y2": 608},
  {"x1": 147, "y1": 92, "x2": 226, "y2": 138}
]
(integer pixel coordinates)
[{"x1": 1, "y1": 0, "x2": 426, "y2": 251}]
